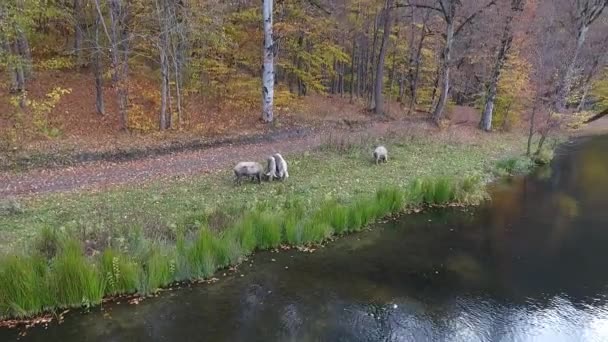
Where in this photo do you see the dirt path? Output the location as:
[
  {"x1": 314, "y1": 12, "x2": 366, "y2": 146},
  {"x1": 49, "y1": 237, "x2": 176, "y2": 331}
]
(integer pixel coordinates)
[{"x1": 1, "y1": 120, "x2": 424, "y2": 197}]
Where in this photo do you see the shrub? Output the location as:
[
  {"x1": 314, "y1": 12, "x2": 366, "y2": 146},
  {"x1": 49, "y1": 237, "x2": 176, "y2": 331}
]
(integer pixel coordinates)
[
  {"x1": 301, "y1": 220, "x2": 333, "y2": 244},
  {"x1": 283, "y1": 210, "x2": 304, "y2": 245},
  {"x1": 251, "y1": 212, "x2": 282, "y2": 249},
  {"x1": 433, "y1": 178, "x2": 456, "y2": 204},
  {"x1": 138, "y1": 248, "x2": 174, "y2": 294},
  {"x1": 0, "y1": 198, "x2": 23, "y2": 216},
  {"x1": 495, "y1": 156, "x2": 535, "y2": 176},
  {"x1": 375, "y1": 187, "x2": 405, "y2": 214},
  {"x1": 534, "y1": 148, "x2": 554, "y2": 165},
  {"x1": 0, "y1": 255, "x2": 50, "y2": 318},
  {"x1": 186, "y1": 229, "x2": 217, "y2": 278},
  {"x1": 456, "y1": 175, "x2": 489, "y2": 205},
  {"x1": 100, "y1": 249, "x2": 138, "y2": 295},
  {"x1": 49, "y1": 240, "x2": 104, "y2": 308},
  {"x1": 33, "y1": 226, "x2": 62, "y2": 259}
]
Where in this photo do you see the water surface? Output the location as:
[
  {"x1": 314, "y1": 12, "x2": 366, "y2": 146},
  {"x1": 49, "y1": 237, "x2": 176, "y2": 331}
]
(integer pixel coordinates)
[{"x1": 3, "y1": 135, "x2": 608, "y2": 342}]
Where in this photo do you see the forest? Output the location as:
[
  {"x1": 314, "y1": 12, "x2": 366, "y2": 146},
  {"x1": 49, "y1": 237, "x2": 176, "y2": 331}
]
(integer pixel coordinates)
[{"x1": 1, "y1": 0, "x2": 608, "y2": 154}]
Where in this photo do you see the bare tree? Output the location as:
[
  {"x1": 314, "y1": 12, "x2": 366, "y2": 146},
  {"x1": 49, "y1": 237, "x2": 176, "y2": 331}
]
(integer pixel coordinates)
[
  {"x1": 479, "y1": 0, "x2": 525, "y2": 132},
  {"x1": 73, "y1": 0, "x2": 84, "y2": 66},
  {"x1": 373, "y1": 0, "x2": 394, "y2": 115},
  {"x1": 262, "y1": 0, "x2": 274, "y2": 123},
  {"x1": 554, "y1": 0, "x2": 607, "y2": 112},
  {"x1": 93, "y1": 14, "x2": 105, "y2": 116},
  {"x1": 404, "y1": 0, "x2": 496, "y2": 124},
  {"x1": 95, "y1": 0, "x2": 131, "y2": 130},
  {"x1": 406, "y1": 7, "x2": 432, "y2": 114}
]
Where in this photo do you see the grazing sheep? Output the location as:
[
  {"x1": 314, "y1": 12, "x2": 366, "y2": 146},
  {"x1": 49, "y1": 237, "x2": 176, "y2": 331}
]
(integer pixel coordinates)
[
  {"x1": 234, "y1": 161, "x2": 264, "y2": 185},
  {"x1": 264, "y1": 156, "x2": 278, "y2": 181},
  {"x1": 373, "y1": 146, "x2": 388, "y2": 165},
  {"x1": 273, "y1": 153, "x2": 289, "y2": 180}
]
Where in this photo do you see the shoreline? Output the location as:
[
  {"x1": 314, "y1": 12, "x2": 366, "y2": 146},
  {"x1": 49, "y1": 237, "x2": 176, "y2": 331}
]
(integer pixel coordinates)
[{"x1": 0, "y1": 128, "x2": 569, "y2": 324}]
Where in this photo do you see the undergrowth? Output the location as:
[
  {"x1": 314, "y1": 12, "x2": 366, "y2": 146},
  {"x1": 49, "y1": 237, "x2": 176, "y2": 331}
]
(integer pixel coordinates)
[{"x1": 0, "y1": 177, "x2": 488, "y2": 320}]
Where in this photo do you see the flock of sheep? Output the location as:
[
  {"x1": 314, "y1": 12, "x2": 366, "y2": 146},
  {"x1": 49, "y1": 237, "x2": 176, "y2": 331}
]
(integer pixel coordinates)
[{"x1": 233, "y1": 145, "x2": 388, "y2": 185}]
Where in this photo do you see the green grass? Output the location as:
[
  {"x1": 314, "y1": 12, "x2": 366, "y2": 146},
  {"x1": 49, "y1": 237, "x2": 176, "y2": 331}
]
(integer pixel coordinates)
[
  {"x1": 100, "y1": 249, "x2": 138, "y2": 295},
  {"x1": 138, "y1": 247, "x2": 174, "y2": 294},
  {"x1": 0, "y1": 255, "x2": 50, "y2": 318},
  {"x1": 50, "y1": 240, "x2": 105, "y2": 308},
  {"x1": 495, "y1": 155, "x2": 535, "y2": 176},
  {"x1": 0, "y1": 131, "x2": 533, "y2": 319}
]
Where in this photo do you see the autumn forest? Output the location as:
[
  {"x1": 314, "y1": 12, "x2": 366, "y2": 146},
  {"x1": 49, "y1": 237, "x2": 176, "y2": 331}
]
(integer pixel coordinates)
[{"x1": 1, "y1": 0, "x2": 608, "y2": 152}]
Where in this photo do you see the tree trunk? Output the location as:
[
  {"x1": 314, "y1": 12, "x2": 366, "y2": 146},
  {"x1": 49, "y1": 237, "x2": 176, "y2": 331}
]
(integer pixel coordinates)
[
  {"x1": 526, "y1": 103, "x2": 537, "y2": 156},
  {"x1": 577, "y1": 83, "x2": 590, "y2": 112},
  {"x1": 480, "y1": 9, "x2": 516, "y2": 131},
  {"x1": 350, "y1": 36, "x2": 357, "y2": 103},
  {"x1": 261, "y1": 0, "x2": 274, "y2": 123},
  {"x1": 15, "y1": 24, "x2": 32, "y2": 79},
  {"x1": 408, "y1": 13, "x2": 429, "y2": 114},
  {"x1": 398, "y1": 74, "x2": 405, "y2": 104},
  {"x1": 74, "y1": 0, "x2": 84, "y2": 66},
  {"x1": 368, "y1": 12, "x2": 380, "y2": 107},
  {"x1": 555, "y1": 1, "x2": 607, "y2": 112},
  {"x1": 109, "y1": 0, "x2": 129, "y2": 131},
  {"x1": 432, "y1": 19, "x2": 454, "y2": 124},
  {"x1": 93, "y1": 14, "x2": 105, "y2": 116},
  {"x1": 373, "y1": 0, "x2": 393, "y2": 115},
  {"x1": 555, "y1": 24, "x2": 588, "y2": 112},
  {"x1": 160, "y1": 50, "x2": 169, "y2": 130},
  {"x1": 429, "y1": 65, "x2": 441, "y2": 113}
]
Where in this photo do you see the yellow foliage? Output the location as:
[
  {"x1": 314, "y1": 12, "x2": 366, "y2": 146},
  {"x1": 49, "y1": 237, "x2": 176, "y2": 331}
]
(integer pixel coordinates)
[
  {"x1": 590, "y1": 67, "x2": 608, "y2": 111},
  {"x1": 475, "y1": 47, "x2": 531, "y2": 130},
  {"x1": 35, "y1": 56, "x2": 76, "y2": 71},
  {"x1": 11, "y1": 87, "x2": 72, "y2": 138}
]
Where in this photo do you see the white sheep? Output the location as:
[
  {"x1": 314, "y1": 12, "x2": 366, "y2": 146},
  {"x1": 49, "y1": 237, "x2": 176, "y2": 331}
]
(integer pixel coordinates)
[
  {"x1": 233, "y1": 161, "x2": 264, "y2": 185},
  {"x1": 273, "y1": 153, "x2": 289, "y2": 180},
  {"x1": 373, "y1": 146, "x2": 388, "y2": 165},
  {"x1": 264, "y1": 156, "x2": 278, "y2": 181}
]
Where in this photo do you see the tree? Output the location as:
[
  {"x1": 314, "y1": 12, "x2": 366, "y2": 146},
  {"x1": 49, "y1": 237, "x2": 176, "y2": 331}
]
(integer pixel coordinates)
[
  {"x1": 406, "y1": 7, "x2": 431, "y2": 114},
  {"x1": 262, "y1": 0, "x2": 275, "y2": 123},
  {"x1": 372, "y1": 0, "x2": 394, "y2": 115},
  {"x1": 479, "y1": 0, "x2": 525, "y2": 132},
  {"x1": 95, "y1": 0, "x2": 131, "y2": 131},
  {"x1": 73, "y1": 0, "x2": 84, "y2": 66},
  {"x1": 0, "y1": 0, "x2": 33, "y2": 96},
  {"x1": 554, "y1": 0, "x2": 607, "y2": 112},
  {"x1": 404, "y1": 0, "x2": 496, "y2": 124}
]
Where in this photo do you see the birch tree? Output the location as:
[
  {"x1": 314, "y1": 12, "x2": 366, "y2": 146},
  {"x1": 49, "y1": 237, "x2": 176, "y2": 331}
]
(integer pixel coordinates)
[{"x1": 262, "y1": 0, "x2": 274, "y2": 123}]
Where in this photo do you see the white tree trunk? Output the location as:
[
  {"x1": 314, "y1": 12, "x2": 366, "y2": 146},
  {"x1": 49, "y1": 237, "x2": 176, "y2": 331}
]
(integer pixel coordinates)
[{"x1": 262, "y1": 0, "x2": 274, "y2": 123}]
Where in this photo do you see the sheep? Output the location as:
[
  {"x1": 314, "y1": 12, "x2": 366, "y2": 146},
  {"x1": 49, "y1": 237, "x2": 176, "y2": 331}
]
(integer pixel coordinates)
[
  {"x1": 273, "y1": 153, "x2": 289, "y2": 180},
  {"x1": 233, "y1": 161, "x2": 264, "y2": 185},
  {"x1": 373, "y1": 145, "x2": 388, "y2": 165},
  {"x1": 264, "y1": 155, "x2": 278, "y2": 181}
]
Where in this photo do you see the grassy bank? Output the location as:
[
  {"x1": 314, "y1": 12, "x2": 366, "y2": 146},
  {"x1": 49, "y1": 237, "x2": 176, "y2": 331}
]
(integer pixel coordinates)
[{"x1": 0, "y1": 130, "x2": 530, "y2": 319}]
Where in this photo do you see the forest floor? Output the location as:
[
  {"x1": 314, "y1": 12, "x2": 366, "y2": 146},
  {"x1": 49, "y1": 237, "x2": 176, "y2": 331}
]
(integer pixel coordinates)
[
  {"x1": 0, "y1": 107, "x2": 532, "y2": 253},
  {"x1": 0, "y1": 104, "x2": 484, "y2": 197}
]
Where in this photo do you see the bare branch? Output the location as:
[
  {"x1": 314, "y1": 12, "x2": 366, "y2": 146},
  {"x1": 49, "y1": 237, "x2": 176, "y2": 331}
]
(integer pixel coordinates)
[
  {"x1": 394, "y1": 2, "x2": 442, "y2": 12},
  {"x1": 307, "y1": 0, "x2": 331, "y2": 15},
  {"x1": 454, "y1": 0, "x2": 496, "y2": 37}
]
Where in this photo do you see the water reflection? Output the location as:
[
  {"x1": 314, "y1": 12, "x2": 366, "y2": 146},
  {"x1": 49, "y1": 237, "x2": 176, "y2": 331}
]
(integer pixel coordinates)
[{"x1": 2, "y1": 136, "x2": 608, "y2": 342}]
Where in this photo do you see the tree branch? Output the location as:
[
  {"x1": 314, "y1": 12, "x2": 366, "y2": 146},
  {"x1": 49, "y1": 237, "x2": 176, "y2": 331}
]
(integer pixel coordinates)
[
  {"x1": 454, "y1": 0, "x2": 496, "y2": 37},
  {"x1": 394, "y1": 2, "x2": 442, "y2": 12},
  {"x1": 307, "y1": 0, "x2": 331, "y2": 15}
]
